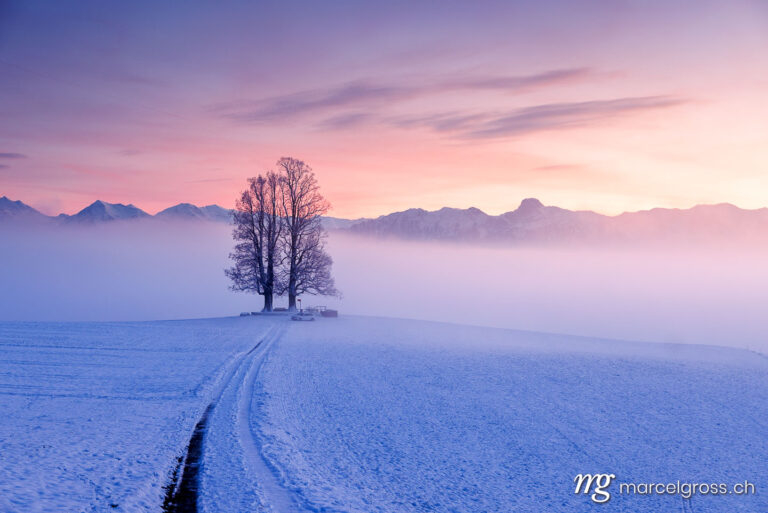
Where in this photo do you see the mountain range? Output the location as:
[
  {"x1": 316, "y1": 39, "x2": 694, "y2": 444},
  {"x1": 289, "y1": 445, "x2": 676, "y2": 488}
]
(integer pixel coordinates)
[
  {"x1": 349, "y1": 198, "x2": 768, "y2": 244},
  {"x1": 0, "y1": 197, "x2": 232, "y2": 224},
  {"x1": 2, "y1": 195, "x2": 767, "y2": 244}
]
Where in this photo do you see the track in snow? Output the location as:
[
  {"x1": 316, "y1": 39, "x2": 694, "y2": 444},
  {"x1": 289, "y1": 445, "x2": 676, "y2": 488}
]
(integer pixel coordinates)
[
  {"x1": 162, "y1": 404, "x2": 213, "y2": 513},
  {"x1": 163, "y1": 323, "x2": 295, "y2": 513}
]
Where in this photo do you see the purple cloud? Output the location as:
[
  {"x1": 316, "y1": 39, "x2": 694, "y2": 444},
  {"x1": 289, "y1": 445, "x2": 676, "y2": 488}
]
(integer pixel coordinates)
[
  {"x1": 216, "y1": 82, "x2": 412, "y2": 123},
  {"x1": 318, "y1": 112, "x2": 374, "y2": 130},
  {"x1": 462, "y1": 96, "x2": 686, "y2": 139},
  {"x1": 391, "y1": 112, "x2": 487, "y2": 133},
  {"x1": 388, "y1": 96, "x2": 686, "y2": 140},
  {"x1": 215, "y1": 68, "x2": 595, "y2": 123},
  {"x1": 446, "y1": 68, "x2": 593, "y2": 92},
  {"x1": 0, "y1": 152, "x2": 27, "y2": 159}
]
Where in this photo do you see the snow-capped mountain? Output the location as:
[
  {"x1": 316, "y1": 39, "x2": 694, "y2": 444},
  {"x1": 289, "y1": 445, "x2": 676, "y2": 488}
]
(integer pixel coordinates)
[
  {"x1": 350, "y1": 198, "x2": 768, "y2": 244},
  {"x1": 0, "y1": 196, "x2": 48, "y2": 222},
  {"x1": 607, "y1": 203, "x2": 768, "y2": 242},
  {"x1": 0, "y1": 198, "x2": 232, "y2": 224},
  {"x1": 349, "y1": 206, "x2": 496, "y2": 240},
  {"x1": 155, "y1": 203, "x2": 232, "y2": 222},
  {"x1": 3, "y1": 195, "x2": 768, "y2": 245},
  {"x1": 59, "y1": 200, "x2": 150, "y2": 223},
  {"x1": 349, "y1": 198, "x2": 602, "y2": 241},
  {"x1": 320, "y1": 216, "x2": 365, "y2": 230},
  {"x1": 496, "y1": 198, "x2": 606, "y2": 242}
]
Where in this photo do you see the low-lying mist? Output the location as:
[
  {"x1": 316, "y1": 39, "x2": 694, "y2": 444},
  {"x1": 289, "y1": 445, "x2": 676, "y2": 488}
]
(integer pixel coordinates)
[{"x1": 2, "y1": 222, "x2": 767, "y2": 351}]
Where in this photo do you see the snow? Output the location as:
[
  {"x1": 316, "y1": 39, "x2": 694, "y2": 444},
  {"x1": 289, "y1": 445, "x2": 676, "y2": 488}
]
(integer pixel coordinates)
[
  {"x1": 0, "y1": 196, "x2": 48, "y2": 221},
  {"x1": 0, "y1": 317, "x2": 277, "y2": 512},
  {"x1": 155, "y1": 204, "x2": 232, "y2": 222},
  {"x1": 253, "y1": 317, "x2": 768, "y2": 512},
  {"x1": 1, "y1": 315, "x2": 766, "y2": 512},
  {"x1": 64, "y1": 201, "x2": 150, "y2": 222}
]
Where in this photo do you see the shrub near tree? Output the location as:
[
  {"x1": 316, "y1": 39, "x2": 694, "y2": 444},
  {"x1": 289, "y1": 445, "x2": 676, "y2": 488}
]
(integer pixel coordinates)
[{"x1": 225, "y1": 157, "x2": 338, "y2": 312}]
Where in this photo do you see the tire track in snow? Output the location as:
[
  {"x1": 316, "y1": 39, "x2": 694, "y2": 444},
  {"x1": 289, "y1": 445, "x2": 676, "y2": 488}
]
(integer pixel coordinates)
[
  {"x1": 235, "y1": 323, "x2": 300, "y2": 512},
  {"x1": 162, "y1": 323, "x2": 280, "y2": 513},
  {"x1": 162, "y1": 404, "x2": 214, "y2": 512}
]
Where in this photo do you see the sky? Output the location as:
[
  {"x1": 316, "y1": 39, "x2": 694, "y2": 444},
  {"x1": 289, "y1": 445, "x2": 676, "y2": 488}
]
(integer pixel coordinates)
[{"x1": 1, "y1": 0, "x2": 767, "y2": 218}]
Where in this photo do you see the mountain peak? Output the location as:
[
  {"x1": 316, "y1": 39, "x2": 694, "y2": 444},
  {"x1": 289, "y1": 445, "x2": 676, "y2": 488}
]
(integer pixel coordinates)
[
  {"x1": 1, "y1": 196, "x2": 23, "y2": 206},
  {"x1": 518, "y1": 198, "x2": 544, "y2": 211},
  {"x1": 0, "y1": 196, "x2": 47, "y2": 220},
  {"x1": 156, "y1": 203, "x2": 232, "y2": 222},
  {"x1": 69, "y1": 200, "x2": 149, "y2": 222}
]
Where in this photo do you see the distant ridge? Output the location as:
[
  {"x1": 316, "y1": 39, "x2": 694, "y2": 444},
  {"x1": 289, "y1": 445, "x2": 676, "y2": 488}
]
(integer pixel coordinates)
[
  {"x1": 2, "y1": 195, "x2": 768, "y2": 245},
  {"x1": 60, "y1": 200, "x2": 150, "y2": 223},
  {"x1": 155, "y1": 203, "x2": 231, "y2": 222},
  {"x1": 0, "y1": 196, "x2": 48, "y2": 221},
  {"x1": 0, "y1": 197, "x2": 347, "y2": 228},
  {"x1": 349, "y1": 198, "x2": 768, "y2": 244},
  {"x1": 0, "y1": 198, "x2": 234, "y2": 225}
]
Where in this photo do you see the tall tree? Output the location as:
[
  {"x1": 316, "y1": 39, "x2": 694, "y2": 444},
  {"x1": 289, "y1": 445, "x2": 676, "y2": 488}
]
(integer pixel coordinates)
[
  {"x1": 277, "y1": 157, "x2": 337, "y2": 310},
  {"x1": 225, "y1": 172, "x2": 283, "y2": 311}
]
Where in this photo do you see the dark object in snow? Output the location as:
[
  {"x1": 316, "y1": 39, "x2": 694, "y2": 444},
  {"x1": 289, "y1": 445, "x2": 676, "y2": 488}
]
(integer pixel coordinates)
[
  {"x1": 291, "y1": 312, "x2": 316, "y2": 321},
  {"x1": 239, "y1": 312, "x2": 251, "y2": 317},
  {"x1": 274, "y1": 307, "x2": 288, "y2": 312},
  {"x1": 162, "y1": 404, "x2": 214, "y2": 513},
  {"x1": 321, "y1": 309, "x2": 338, "y2": 318}
]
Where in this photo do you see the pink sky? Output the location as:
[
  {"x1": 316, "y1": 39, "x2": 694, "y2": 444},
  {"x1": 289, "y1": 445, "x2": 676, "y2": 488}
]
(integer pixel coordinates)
[{"x1": 1, "y1": 1, "x2": 767, "y2": 218}]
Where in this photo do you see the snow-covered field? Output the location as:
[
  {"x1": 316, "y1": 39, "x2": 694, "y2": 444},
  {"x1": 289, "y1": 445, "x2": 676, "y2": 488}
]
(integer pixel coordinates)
[
  {"x1": 0, "y1": 317, "x2": 277, "y2": 512},
  {"x1": 1, "y1": 315, "x2": 766, "y2": 512}
]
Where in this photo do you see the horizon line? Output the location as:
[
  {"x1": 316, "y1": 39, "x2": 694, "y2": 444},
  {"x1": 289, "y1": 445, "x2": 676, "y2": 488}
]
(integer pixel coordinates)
[{"x1": 4, "y1": 194, "x2": 766, "y2": 220}]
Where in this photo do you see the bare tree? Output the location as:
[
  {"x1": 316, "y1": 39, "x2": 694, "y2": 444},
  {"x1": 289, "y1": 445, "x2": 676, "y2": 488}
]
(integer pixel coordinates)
[
  {"x1": 225, "y1": 172, "x2": 283, "y2": 311},
  {"x1": 277, "y1": 157, "x2": 338, "y2": 310}
]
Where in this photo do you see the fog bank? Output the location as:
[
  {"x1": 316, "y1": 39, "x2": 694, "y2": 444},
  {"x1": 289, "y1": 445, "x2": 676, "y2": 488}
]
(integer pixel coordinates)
[{"x1": 1, "y1": 223, "x2": 767, "y2": 351}]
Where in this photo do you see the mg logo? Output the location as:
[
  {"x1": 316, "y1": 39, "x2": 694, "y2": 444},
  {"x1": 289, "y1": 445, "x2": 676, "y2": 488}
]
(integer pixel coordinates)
[{"x1": 574, "y1": 473, "x2": 616, "y2": 504}]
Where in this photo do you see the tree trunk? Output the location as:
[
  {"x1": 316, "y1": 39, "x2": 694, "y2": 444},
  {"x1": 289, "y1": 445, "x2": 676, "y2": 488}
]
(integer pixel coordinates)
[
  {"x1": 263, "y1": 292, "x2": 273, "y2": 312},
  {"x1": 288, "y1": 293, "x2": 296, "y2": 311}
]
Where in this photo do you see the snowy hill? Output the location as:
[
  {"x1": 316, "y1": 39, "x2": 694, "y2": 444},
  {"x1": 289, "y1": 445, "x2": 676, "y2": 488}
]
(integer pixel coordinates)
[
  {"x1": 60, "y1": 200, "x2": 151, "y2": 223},
  {"x1": 155, "y1": 203, "x2": 232, "y2": 222},
  {"x1": 1, "y1": 315, "x2": 766, "y2": 512}
]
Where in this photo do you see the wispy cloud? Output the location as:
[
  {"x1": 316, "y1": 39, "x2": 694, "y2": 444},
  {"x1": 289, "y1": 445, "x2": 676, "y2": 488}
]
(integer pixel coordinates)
[
  {"x1": 0, "y1": 164, "x2": 8, "y2": 169},
  {"x1": 394, "y1": 96, "x2": 687, "y2": 139},
  {"x1": 213, "y1": 69, "x2": 684, "y2": 140},
  {"x1": 391, "y1": 112, "x2": 487, "y2": 133},
  {"x1": 0, "y1": 152, "x2": 27, "y2": 159},
  {"x1": 464, "y1": 96, "x2": 686, "y2": 139},
  {"x1": 214, "y1": 68, "x2": 595, "y2": 123},
  {"x1": 216, "y1": 82, "x2": 412, "y2": 123},
  {"x1": 445, "y1": 68, "x2": 593, "y2": 92},
  {"x1": 317, "y1": 112, "x2": 373, "y2": 130}
]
